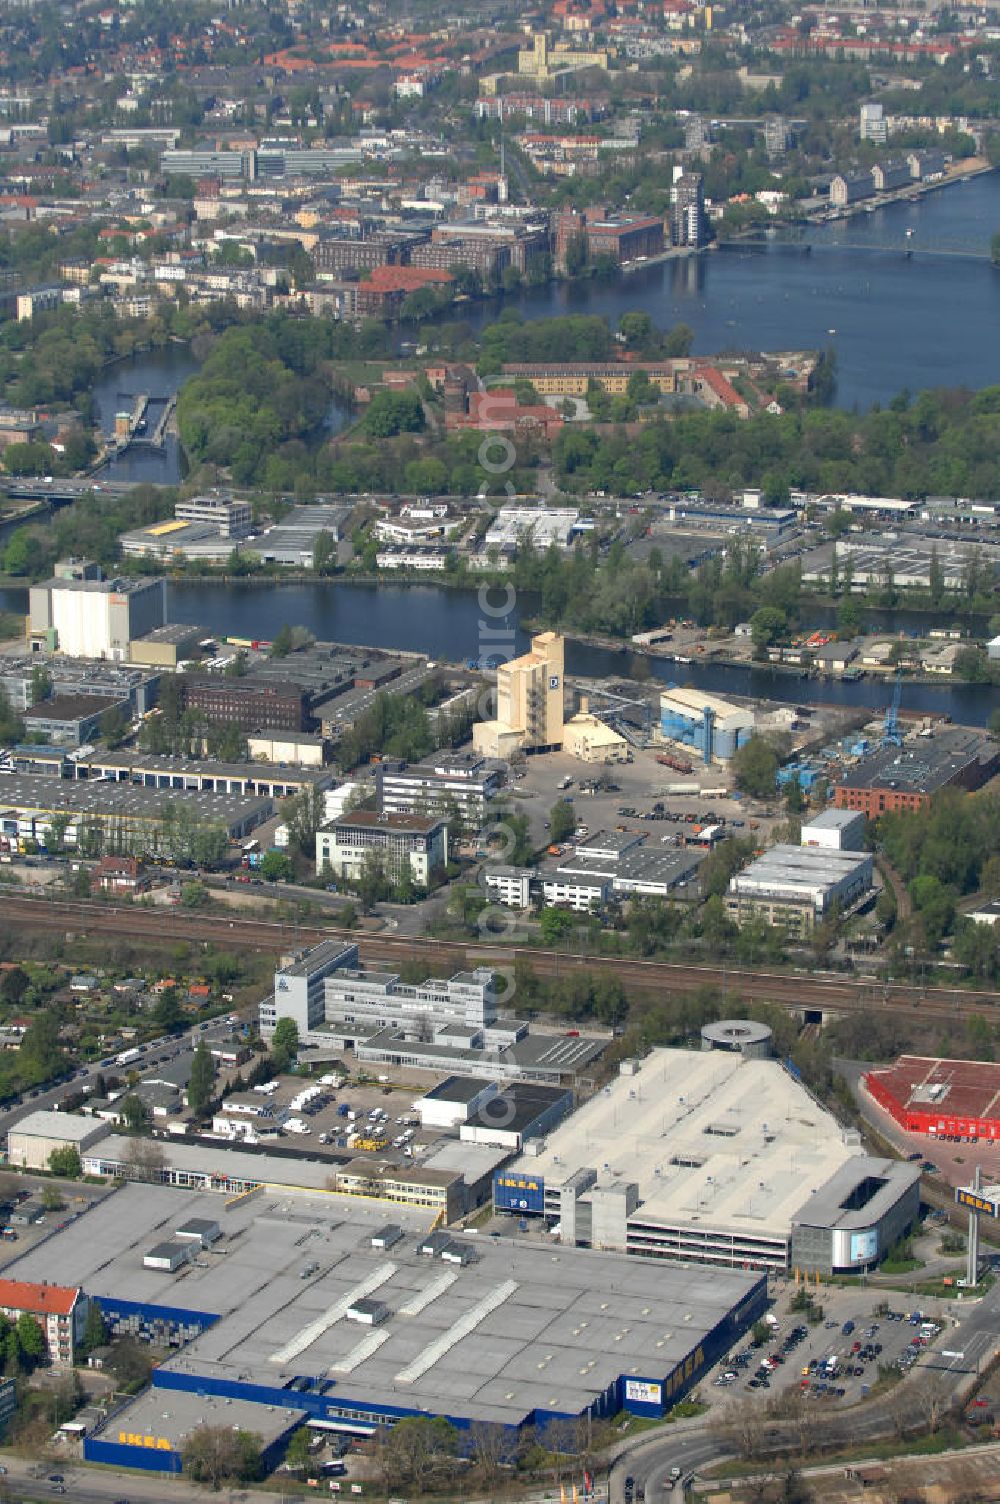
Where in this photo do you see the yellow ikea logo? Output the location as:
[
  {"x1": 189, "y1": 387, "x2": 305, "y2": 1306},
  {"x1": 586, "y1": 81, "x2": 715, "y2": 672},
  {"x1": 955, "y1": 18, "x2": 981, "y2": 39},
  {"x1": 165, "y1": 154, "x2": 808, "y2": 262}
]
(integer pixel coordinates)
[
  {"x1": 119, "y1": 1432, "x2": 173, "y2": 1451},
  {"x1": 499, "y1": 1177, "x2": 539, "y2": 1191}
]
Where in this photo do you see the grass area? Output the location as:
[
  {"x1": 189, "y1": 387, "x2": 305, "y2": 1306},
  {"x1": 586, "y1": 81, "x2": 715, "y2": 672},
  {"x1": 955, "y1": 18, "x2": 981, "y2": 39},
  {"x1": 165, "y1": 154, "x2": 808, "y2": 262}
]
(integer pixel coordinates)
[{"x1": 879, "y1": 1256, "x2": 925, "y2": 1274}]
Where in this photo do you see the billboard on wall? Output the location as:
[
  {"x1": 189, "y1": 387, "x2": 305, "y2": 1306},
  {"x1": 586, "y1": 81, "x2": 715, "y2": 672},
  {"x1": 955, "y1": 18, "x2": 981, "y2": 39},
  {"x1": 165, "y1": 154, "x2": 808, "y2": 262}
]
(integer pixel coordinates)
[
  {"x1": 624, "y1": 1379, "x2": 662, "y2": 1406},
  {"x1": 849, "y1": 1229, "x2": 878, "y2": 1263},
  {"x1": 493, "y1": 1173, "x2": 545, "y2": 1214}
]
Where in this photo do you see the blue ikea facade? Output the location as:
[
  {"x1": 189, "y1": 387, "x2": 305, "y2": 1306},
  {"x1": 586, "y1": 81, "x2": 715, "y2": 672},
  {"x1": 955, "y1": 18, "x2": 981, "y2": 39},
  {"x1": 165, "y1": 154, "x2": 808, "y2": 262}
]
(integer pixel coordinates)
[
  {"x1": 80, "y1": 1272, "x2": 767, "y2": 1471},
  {"x1": 493, "y1": 1170, "x2": 545, "y2": 1214}
]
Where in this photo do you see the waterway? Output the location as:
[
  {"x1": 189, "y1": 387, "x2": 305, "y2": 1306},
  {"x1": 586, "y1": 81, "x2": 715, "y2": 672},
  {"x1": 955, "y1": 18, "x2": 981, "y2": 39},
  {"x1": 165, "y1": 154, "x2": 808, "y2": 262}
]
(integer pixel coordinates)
[
  {"x1": 460, "y1": 170, "x2": 1000, "y2": 411},
  {"x1": 89, "y1": 343, "x2": 200, "y2": 486},
  {"x1": 0, "y1": 575, "x2": 994, "y2": 721},
  {"x1": 88, "y1": 342, "x2": 353, "y2": 486}
]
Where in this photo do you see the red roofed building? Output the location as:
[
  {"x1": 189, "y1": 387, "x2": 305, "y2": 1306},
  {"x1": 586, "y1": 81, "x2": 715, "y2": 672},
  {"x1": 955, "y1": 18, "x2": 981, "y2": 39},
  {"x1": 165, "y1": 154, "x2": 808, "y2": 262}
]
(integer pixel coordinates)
[
  {"x1": 447, "y1": 388, "x2": 564, "y2": 439},
  {"x1": 355, "y1": 265, "x2": 453, "y2": 319},
  {"x1": 865, "y1": 1056, "x2": 1000, "y2": 1141},
  {"x1": 690, "y1": 364, "x2": 751, "y2": 419},
  {"x1": 0, "y1": 1279, "x2": 87, "y2": 1366}
]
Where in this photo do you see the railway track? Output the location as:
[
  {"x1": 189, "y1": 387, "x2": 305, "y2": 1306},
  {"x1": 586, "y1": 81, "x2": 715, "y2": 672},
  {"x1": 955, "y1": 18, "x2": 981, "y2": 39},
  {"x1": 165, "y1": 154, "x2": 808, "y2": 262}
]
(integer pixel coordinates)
[{"x1": 6, "y1": 891, "x2": 998, "y2": 1023}]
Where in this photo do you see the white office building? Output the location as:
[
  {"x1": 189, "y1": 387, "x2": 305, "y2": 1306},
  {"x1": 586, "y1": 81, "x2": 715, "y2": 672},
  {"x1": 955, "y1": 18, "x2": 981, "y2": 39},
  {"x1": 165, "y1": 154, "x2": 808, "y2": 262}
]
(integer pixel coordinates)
[
  {"x1": 174, "y1": 494, "x2": 252, "y2": 539},
  {"x1": 726, "y1": 845, "x2": 873, "y2": 935},
  {"x1": 376, "y1": 752, "x2": 502, "y2": 830},
  {"x1": 800, "y1": 809, "x2": 866, "y2": 852},
  {"x1": 316, "y1": 810, "x2": 448, "y2": 886}
]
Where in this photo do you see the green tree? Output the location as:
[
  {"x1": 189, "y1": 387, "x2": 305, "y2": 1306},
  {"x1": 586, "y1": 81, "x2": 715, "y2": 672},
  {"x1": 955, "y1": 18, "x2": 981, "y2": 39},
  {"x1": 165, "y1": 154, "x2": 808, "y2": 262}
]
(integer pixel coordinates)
[
  {"x1": 181, "y1": 880, "x2": 210, "y2": 909},
  {"x1": 731, "y1": 736, "x2": 781, "y2": 799},
  {"x1": 182, "y1": 1426, "x2": 263, "y2": 1488},
  {"x1": 362, "y1": 389, "x2": 424, "y2": 438},
  {"x1": 284, "y1": 1425, "x2": 313, "y2": 1472},
  {"x1": 539, "y1": 906, "x2": 577, "y2": 943},
  {"x1": 549, "y1": 799, "x2": 576, "y2": 844},
  {"x1": 188, "y1": 1040, "x2": 215, "y2": 1117},
  {"x1": 749, "y1": 606, "x2": 787, "y2": 649},
  {"x1": 81, "y1": 1302, "x2": 108, "y2": 1355},
  {"x1": 154, "y1": 986, "x2": 184, "y2": 1035},
  {"x1": 15, "y1": 1313, "x2": 45, "y2": 1366},
  {"x1": 271, "y1": 1017, "x2": 300, "y2": 1073},
  {"x1": 119, "y1": 1094, "x2": 150, "y2": 1132},
  {"x1": 48, "y1": 1145, "x2": 82, "y2": 1178},
  {"x1": 260, "y1": 850, "x2": 294, "y2": 883},
  {"x1": 0, "y1": 967, "x2": 29, "y2": 1006}
]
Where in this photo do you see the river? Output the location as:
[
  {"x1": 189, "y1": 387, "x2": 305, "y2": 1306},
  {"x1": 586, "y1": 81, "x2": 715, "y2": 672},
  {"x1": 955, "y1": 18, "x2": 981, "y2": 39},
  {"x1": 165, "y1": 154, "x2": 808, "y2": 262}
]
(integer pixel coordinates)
[
  {"x1": 0, "y1": 576, "x2": 994, "y2": 721},
  {"x1": 460, "y1": 170, "x2": 1000, "y2": 411}
]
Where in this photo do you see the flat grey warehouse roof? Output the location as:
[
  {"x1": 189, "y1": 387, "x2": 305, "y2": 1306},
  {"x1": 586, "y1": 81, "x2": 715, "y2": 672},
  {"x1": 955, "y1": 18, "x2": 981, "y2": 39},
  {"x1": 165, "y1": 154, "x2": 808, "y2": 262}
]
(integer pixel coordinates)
[
  {"x1": 0, "y1": 773, "x2": 271, "y2": 826},
  {"x1": 7, "y1": 1183, "x2": 762, "y2": 1429}
]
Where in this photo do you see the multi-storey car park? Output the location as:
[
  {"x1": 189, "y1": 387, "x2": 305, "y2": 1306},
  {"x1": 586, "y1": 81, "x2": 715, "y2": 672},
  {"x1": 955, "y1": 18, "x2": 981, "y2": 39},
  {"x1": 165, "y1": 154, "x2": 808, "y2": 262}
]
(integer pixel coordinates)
[
  {"x1": 1, "y1": 1182, "x2": 766, "y2": 1474},
  {"x1": 496, "y1": 1036, "x2": 919, "y2": 1277}
]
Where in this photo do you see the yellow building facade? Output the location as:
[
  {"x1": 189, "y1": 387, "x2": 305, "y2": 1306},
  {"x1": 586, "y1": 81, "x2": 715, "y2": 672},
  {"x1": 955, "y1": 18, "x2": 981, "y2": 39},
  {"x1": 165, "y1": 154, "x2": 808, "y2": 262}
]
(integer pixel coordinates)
[{"x1": 473, "y1": 631, "x2": 565, "y2": 759}]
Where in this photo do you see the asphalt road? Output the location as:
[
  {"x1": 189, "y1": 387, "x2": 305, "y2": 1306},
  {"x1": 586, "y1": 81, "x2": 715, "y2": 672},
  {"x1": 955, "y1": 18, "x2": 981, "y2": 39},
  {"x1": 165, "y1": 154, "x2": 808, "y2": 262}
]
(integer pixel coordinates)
[
  {"x1": 0, "y1": 1455, "x2": 282, "y2": 1504},
  {"x1": 0, "y1": 1019, "x2": 234, "y2": 1138}
]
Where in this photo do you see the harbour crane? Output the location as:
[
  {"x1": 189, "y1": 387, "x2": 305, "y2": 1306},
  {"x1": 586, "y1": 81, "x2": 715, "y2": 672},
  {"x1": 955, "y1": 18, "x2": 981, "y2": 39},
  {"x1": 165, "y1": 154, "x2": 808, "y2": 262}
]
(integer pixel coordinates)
[{"x1": 881, "y1": 668, "x2": 904, "y2": 748}]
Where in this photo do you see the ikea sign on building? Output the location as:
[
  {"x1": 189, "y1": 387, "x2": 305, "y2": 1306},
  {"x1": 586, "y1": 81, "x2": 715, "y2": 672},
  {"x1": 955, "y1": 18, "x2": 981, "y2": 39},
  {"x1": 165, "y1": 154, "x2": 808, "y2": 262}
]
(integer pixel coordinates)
[{"x1": 494, "y1": 1172, "x2": 545, "y2": 1214}]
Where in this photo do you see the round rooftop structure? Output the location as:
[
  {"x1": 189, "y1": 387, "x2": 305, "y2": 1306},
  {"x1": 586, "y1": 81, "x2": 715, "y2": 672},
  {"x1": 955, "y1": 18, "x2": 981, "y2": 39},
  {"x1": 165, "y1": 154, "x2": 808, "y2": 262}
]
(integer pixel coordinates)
[{"x1": 701, "y1": 1019, "x2": 773, "y2": 1059}]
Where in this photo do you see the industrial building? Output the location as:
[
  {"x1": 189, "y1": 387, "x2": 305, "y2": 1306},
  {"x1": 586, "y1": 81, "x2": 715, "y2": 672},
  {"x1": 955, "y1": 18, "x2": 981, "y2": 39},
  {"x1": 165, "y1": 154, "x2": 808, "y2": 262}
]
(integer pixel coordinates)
[
  {"x1": 497, "y1": 1047, "x2": 918, "y2": 1275},
  {"x1": 801, "y1": 539, "x2": 1000, "y2": 594},
  {"x1": 415, "y1": 1076, "x2": 573, "y2": 1151},
  {"x1": 3, "y1": 1181, "x2": 765, "y2": 1473},
  {"x1": 375, "y1": 750, "x2": 502, "y2": 829},
  {"x1": 726, "y1": 845, "x2": 873, "y2": 936},
  {"x1": 563, "y1": 701, "x2": 630, "y2": 764},
  {"x1": 22, "y1": 692, "x2": 127, "y2": 745},
  {"x1": 864, "y1": 1056, "x2": 1000, "y2": 1141},
  {"x1": 72, "y1": 749, "x2": 333, "y2": 802},
  {"x1": 483, "y1": 509, "x2": 580, "y2": 552},
  {"x1": 128, "y1": 623, "x2": 205, "y2": 669},
  {"x1": 835, "y1": 728, "x2": 1000, "y2": 817},
  {"x1": 800, "y1": 808, "x2": 867, "y2": 851},
  {"x1": 81, "y1": 1132, "x2": 492, "y2": 1225},
  {"x1": 484, "y1": 835, "x2": 704, "y2": 912},
  {"x1": 181, "y1": 674, "x2": 308, "y2": 732},
  {"x1": 659, "y1": 687, "x2": 754, "y2": 765},
  {"x1": 119, "y1": 518, "x2": 238, "y2": 564},
  {"x1": 0, "y1": 772, "x2": 271, "y2": 854},
  {"x1": 0, "y1": 652, "x2": 160, "y2": 715},
  {"x1": 473, "y1": 631, "x2": 566, "y2": 760},
  {"x1": 315, "y1": 809, "x2": 448, "y2": 885},
  {"x1": 28, "y1": 573, "x2": 166, "y2": 660},
  {"x1": 254, "y1": 503, "x2": 353, "y2": 566},
  {"x1": 7, "y1": 1108, "x2": 108, "y2": 1171}
]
